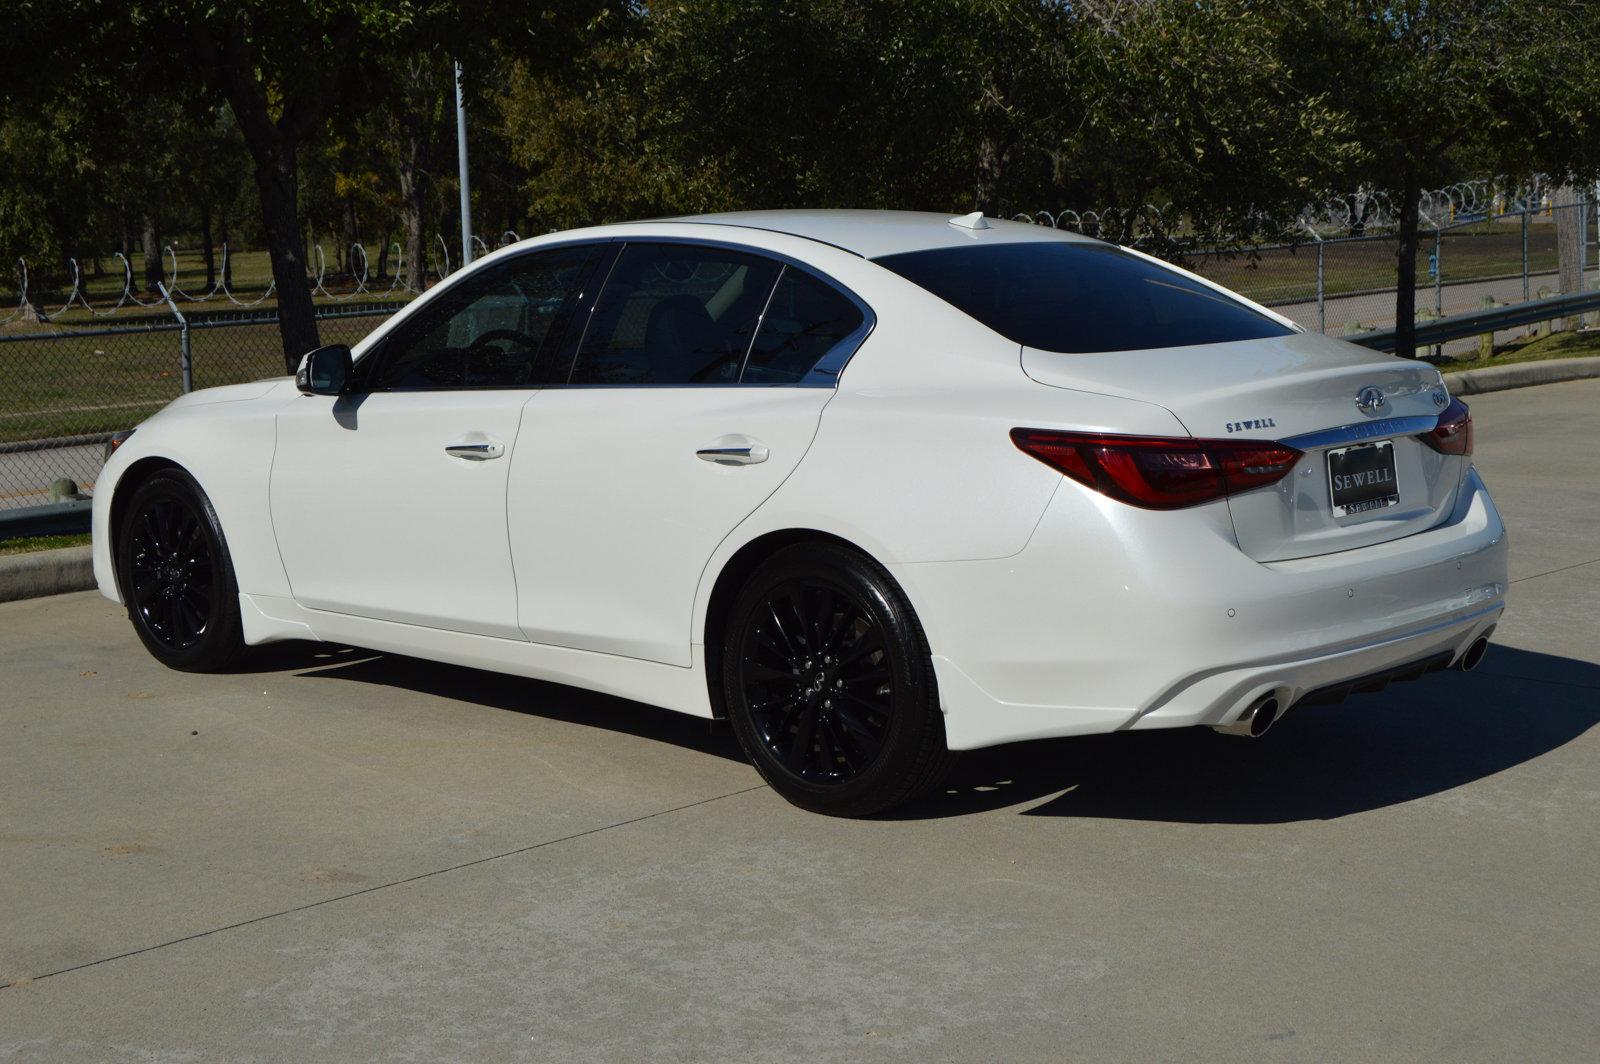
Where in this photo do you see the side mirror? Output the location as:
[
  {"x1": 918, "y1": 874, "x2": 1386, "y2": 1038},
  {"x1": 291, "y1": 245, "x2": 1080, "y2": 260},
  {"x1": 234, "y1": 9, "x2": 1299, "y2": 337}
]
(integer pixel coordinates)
[{"x1": 295, "y1": 344, "x2": 353, "y2": 396}]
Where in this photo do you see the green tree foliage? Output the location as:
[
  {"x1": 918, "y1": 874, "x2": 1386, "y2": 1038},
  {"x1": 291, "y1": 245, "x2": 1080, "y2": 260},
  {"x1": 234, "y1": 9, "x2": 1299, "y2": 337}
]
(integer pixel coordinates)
[
  {"x1": 3, "y1": 0, "x2": 1594, "y2": 365},
  {"x1": 4, "y1": 1, "x2": 607, "y2": 370},
  {"x1": 497, "y1": 1, "x2": 1360, "y2": 247},
  {"x1": 1280, "y1": 0, "x2": 1600, "y2": 356}
]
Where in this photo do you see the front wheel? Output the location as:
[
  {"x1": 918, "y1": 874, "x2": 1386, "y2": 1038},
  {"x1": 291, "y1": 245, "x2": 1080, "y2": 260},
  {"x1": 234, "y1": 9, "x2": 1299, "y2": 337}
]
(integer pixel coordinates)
[
  {"x1": 719, "y1": 543, "x2": 953, "y2": 816},
  {"x1": 116, "y1": 468, "x2": 246, "y2": 672}
]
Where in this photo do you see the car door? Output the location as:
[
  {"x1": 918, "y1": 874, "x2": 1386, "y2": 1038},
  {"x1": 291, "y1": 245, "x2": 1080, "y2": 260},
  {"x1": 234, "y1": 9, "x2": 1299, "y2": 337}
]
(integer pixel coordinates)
[
  {"x1": 270, "y1": 243, "x2": 602, "y2": 639},
  {"x1": 509, "y1": 241, "x2": 872, "y2": 666}
]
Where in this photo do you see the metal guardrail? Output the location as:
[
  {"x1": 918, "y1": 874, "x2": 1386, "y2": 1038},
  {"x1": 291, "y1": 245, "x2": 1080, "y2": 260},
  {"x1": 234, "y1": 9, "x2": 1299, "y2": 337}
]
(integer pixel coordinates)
[{"x1": 1349, "y1": 289, "x2": 1600, "y2": 352}]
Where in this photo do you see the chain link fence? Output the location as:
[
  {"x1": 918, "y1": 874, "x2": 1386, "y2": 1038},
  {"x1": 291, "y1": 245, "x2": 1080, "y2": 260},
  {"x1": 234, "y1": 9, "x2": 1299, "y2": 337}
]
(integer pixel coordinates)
[
  {"x1": 0, "y1": 303, "x2": 401, "y2": 519},
  {"x1": 1182, "y1": 201, "x2": 1599, "y2": 344}
]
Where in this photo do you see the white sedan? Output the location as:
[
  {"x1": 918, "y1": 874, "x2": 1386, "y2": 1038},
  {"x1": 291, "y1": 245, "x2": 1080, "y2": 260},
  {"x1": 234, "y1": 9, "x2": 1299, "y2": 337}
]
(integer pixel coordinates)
[{"x1": 92, "y1": 210, "x2": 1508, "y2": 815}]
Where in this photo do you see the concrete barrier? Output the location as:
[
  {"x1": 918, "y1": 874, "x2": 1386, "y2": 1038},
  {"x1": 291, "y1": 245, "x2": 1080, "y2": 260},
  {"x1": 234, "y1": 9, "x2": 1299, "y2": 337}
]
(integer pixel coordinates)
[
  {"x1": 0, "y1": 546, "x2": 96, "y2": 604},
  {"x1": 1444, "y1": 355, "x2": 1600, "y2": 395}
]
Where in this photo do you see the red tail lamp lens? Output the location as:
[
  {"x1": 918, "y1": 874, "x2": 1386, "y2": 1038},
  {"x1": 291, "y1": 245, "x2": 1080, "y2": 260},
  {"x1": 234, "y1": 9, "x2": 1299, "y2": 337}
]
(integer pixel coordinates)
[
  {"x1": 1422, "y1": 397, "x2": 1472, "y2": 456},
  {"x1": 1010, "y1": 428, "x2": 1302, "y2": 509}
]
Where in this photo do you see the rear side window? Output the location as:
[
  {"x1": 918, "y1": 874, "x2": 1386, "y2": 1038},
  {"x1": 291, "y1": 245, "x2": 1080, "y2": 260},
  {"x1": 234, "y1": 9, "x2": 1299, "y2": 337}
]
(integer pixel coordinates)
[
  {"x1": 570, "y1": 243, "x2": 782, "y2": 385},
  {"x1": 742, "y1": 268, "x2": 866, "y2": 384},
  {"x1": 873, "y1": 242, "x2": 1292, "y2": 353}
]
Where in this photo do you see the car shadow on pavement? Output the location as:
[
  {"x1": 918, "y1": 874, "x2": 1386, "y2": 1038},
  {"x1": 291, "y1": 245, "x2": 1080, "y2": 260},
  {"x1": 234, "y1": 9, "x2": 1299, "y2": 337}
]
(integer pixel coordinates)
[
  {"x1": 898, "y1": 646, "x2": 1600, "y2": 823},
  {"x1": 243, "y1": 640, "x2": 748, "y2": 764},
  {"x1": 235, "y1": 641, "x2": 1596, "y2": 824}
]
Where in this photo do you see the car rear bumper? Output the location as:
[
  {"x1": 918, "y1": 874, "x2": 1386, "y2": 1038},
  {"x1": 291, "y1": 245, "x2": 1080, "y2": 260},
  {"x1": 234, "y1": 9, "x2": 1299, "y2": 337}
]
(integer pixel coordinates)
[{"x1": 896, "y1": 467, "x2": 1508, "y2": 751}]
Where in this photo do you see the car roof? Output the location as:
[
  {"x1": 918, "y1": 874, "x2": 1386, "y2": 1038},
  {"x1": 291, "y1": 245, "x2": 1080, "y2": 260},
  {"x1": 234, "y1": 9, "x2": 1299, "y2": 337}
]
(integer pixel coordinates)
[{"x1": 656, "y1": 209, "x2": 1099, "y2": 259}]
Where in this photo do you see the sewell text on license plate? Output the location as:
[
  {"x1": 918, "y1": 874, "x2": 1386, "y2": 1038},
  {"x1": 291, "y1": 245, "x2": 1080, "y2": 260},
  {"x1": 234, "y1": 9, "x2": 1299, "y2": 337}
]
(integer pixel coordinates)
[{"x1": 1326, "y1": 439, "x2": 1399, "y2": 518}]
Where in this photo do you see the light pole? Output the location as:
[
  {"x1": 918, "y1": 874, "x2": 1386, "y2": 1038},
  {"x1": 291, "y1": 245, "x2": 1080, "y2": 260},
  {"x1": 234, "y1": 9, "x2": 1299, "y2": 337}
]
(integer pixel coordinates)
[{"x1": 454, "y1": 61, "x2": 473, "y2": 268}]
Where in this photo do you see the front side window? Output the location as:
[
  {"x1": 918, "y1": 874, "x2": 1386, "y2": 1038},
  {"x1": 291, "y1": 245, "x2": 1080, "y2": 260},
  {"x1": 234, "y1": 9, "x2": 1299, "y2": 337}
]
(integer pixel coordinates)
[
  {"x1": 368, "y1": 244, "x2": 598, "y2": 390},
  {"x1": 570, "y1": 243, "x2": 782, "y2": 385},
  {"x1": 873, "y1": 242, "x2": 1293, "y2": 354},
  {"x1": 742, "y1": 268, "x2": 866, "y2": 385}
]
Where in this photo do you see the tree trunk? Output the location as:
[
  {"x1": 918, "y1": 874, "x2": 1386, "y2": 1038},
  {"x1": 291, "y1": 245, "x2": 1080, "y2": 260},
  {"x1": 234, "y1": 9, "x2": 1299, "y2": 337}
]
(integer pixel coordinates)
[
  {"x1": 141, "y1": 215, "x2": 162, "y2": 293},
  {"x1": 376, "y1": 234, "x2": 391, "y2": 281},
  {"x1": 1393, "y1": 167, "x2": 1422, "y2": 360},
  {"x1": 218, "y1": 212, "x2": 233, "y2": 290},
  {"x1": 342, "y1": 196, "x2": 359, "y2": 281},
  {"x1": 975, "y1": 135, "x2": 1001, "y2": 217},
  {"x1": 251, "y1": 138, "x2": 321, "y2": 372},
  {"x1": 398, "y1": 148, "x2": 428, "y2": 291},
  {"x1": 200, "y1": 202, "x2": 216, "y2": 289}
]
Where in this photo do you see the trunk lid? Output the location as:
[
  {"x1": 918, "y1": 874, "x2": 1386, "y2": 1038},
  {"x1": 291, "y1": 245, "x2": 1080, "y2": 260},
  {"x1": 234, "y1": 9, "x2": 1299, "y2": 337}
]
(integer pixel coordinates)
[{"x1": 1022, "y1": 332, "x2": 1466, "y2": 561}]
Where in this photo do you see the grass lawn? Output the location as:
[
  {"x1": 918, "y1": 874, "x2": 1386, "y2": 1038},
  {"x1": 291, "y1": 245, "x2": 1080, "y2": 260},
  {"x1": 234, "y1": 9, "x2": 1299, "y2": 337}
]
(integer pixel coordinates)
[
  {"x1": 1435, "y1": 326, "x2": 1600, "y2": 374},
  {"x1": 0, "y1": 532, "x2": 92, "y2": 555}
]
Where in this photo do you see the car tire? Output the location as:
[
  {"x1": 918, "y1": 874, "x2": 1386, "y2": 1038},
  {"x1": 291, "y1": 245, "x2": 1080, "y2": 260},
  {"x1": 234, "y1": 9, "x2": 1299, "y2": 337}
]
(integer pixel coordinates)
[
  {"x1": 719, "y1": 543, "x2": 954, "y2": 816},
  {"x1": 116, "y1": 468, "x2": 246, "y2": 672}
]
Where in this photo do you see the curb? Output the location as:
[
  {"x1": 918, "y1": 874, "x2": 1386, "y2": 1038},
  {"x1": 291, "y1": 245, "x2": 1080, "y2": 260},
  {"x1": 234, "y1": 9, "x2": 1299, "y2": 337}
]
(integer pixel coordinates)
[
  {"x1": 0, "y1": 546, "x2": 96, "y2": 604},
  {"x1": 1444, "y1": 356, "x2": 1600, "y2": 396}
]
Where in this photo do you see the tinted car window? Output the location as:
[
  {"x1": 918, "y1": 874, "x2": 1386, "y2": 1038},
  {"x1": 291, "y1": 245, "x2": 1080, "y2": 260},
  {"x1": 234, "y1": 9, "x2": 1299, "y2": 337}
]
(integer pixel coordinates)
[
  {"x1": 369, "y1": 245, "x2": 597, "y2": 390},
  {"x1": 873, "y1": 242, "x2": 1292, "y2": 353},
  {"x1": 570, "y1": 243, "x2": 782, "y2": 385},
  {"x1": 741, "y1": 268, "x2": 865, "y2": 384}
]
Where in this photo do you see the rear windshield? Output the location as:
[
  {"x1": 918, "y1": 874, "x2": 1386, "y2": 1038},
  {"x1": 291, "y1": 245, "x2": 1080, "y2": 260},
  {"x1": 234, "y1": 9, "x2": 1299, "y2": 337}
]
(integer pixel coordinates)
[{"x1": 873, "y1": 242, "x2": 1294, "y2": 353}]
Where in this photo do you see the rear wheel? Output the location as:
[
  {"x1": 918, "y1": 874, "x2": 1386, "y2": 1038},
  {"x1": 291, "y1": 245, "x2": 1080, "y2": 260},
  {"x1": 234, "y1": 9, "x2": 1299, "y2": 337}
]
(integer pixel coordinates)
[
  {"x1": 720, "y1": 543, "x2": 952, "y2": 816},
  {"x1": 116, "y1": 469, "x2": 245, "y2": 672}
]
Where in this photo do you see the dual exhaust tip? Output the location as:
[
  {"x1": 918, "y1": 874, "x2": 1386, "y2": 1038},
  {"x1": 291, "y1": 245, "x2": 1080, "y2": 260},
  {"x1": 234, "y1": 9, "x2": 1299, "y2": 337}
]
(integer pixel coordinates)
[
  {"x1": 1211, "y1": 633, "x2": 1491, "y2": 738},
  {"x1": 1212, "y1": 694, "x2": 1281, "y2": 738},
  {"x1": 1455, "y1": 634, "x2": 1490, "y2": 673}
]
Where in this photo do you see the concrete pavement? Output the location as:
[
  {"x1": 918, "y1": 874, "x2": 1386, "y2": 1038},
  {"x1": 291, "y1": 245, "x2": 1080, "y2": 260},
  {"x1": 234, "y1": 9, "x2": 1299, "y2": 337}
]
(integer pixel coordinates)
[{"x1": 2, "y1": 381, "x2": 1598, "y2": 1062}]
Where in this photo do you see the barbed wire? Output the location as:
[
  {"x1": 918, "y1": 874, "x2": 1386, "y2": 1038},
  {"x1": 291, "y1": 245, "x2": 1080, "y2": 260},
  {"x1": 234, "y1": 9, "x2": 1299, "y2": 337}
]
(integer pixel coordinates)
[
  {"x1": 1014, "y1": 175, "x2": 1560, "y2": 244},
  {"x1": 0, "y1": 229, "x2": 534, "y2": 325}
]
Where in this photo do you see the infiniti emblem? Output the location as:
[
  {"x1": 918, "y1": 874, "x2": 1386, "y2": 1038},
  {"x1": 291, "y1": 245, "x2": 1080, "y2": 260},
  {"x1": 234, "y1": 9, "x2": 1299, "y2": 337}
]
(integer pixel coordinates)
[{"x1": 1355, "y1": 386, "x2": 1387, "y2": 416}]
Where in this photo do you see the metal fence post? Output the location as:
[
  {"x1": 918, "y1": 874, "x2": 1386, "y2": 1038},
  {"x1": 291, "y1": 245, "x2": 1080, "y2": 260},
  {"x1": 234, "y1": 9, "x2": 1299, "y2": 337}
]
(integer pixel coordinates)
[
  {"x1": 1521, "y1": 209, "x2": 1530, "y2": 302},
  {"x1": 1316, "y1": 240, "x2": 1326, "y2": 334},
  {"x1": 157, "y1": 282, "x2": 193, "y2": 393},
  {"x1": 1433, "y1": 226, "x2": 1443, "y2": 358}
]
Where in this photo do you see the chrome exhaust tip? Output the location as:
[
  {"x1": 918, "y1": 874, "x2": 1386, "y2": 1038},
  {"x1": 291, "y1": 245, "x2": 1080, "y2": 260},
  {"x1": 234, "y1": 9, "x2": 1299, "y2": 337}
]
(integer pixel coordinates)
[
  {"x1": 1455, "y1": 636, "x2": 1490, "y2": 672},
  {"x1": 1211, "y1": 695, "x2": 1281, "y2": 738}
]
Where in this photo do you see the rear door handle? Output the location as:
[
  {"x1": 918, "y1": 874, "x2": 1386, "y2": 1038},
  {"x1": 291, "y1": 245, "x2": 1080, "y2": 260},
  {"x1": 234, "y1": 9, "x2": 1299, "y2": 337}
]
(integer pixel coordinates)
[
  {"x1": 445, "y1": 439, "x2": 505, "y2": 461},
  {"x1": 697, "y1": 442, "x2": 769, "y2": 466}
]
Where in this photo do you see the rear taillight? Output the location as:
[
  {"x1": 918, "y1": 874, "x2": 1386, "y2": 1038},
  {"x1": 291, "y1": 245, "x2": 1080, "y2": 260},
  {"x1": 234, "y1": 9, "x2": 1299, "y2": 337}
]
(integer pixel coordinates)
[
  {"x1": 1011, "y1": 429, "x2": 1302, "y2": 509},
  {"x1": 1421, "y1": 397, "x2": 1472, "y2": 456}
]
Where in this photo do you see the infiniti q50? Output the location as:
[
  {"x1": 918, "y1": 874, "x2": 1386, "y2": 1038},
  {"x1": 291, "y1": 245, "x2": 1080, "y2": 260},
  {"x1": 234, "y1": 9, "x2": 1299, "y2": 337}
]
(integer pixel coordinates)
[{"x1": 93, "y1": 210, "x2": 1507, "y2": 815}]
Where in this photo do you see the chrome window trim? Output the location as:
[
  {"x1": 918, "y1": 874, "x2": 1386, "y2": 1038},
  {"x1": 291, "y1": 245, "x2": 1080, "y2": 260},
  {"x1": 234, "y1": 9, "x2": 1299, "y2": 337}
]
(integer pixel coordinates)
[{"x1": 1280, "y1": 414, "x2": 1441, "y2": 451}]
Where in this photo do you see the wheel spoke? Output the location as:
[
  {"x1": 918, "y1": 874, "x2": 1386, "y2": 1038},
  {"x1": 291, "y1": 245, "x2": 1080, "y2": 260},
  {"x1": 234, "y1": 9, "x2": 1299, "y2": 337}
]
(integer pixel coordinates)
[
  {"x1": 766, "y1": 599, "x2": 803, "y2": 658},
  {"x1": 745, "y1": 661, "x2": 794, "y2": 685},
  {"x1": 785, "y1": 706, "x2": 818, "y2": 772}
]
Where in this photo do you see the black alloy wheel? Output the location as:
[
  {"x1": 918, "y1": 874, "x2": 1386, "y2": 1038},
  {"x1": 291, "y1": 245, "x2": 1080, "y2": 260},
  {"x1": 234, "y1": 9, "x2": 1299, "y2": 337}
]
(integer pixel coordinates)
[
  {"x1": 117, "y1": 469, "x2": 245, "y2": 671},
  {"x1": 740, "y1": 580, "x2": 894, "y2": 784},
  {"x1": 721, "y1": 543, "x2": 953, "y2": 816}
]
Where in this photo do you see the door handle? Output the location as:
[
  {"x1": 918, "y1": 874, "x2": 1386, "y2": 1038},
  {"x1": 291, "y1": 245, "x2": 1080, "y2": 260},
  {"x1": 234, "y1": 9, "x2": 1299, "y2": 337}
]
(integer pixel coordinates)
[
  {"x1": 445, "y1": 439, "x2": 505, "y2": 461},
  {"x1": 697, "y1": 443, "x2": 769, "y2": 466}
]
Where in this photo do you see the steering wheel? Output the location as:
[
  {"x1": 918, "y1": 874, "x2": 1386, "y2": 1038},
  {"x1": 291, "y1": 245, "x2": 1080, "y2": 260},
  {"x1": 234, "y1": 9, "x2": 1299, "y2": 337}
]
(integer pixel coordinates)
[{"x1": 468, "y1": 328, "x2": 541, "y2": 352}]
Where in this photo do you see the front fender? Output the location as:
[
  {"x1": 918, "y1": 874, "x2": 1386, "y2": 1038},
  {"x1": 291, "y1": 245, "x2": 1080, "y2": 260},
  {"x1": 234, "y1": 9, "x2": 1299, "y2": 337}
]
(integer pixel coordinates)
[{"x1": 92, "y1": 382, "x2": 299, "y2": 604}]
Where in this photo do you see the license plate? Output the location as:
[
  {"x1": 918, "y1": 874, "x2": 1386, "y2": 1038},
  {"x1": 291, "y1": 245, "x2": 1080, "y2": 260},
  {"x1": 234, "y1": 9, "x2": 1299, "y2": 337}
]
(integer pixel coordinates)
[{"x1": 1327, "y1": 440, "x2": 1399, "y2": 517}]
